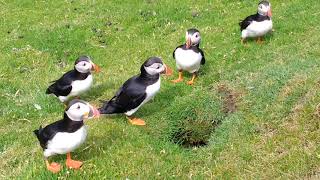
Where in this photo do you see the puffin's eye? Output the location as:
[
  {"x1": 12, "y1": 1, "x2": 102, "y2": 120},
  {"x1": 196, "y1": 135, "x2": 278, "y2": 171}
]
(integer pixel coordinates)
[
  {"x1": 77, "y1": 105, "x2": 80, "y2": 109},
  {"x1": 195, "y1": 34, "x2": 198, "y2": 38},
  {"x1": 83, "y1": 63, "x2": 86, "y2": 66}
]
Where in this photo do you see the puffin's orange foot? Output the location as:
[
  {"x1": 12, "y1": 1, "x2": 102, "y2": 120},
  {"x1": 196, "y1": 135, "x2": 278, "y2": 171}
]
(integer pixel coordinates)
[
  {"x1": 66, "y1": 159, "x2": 83, "y2": 169},
  {"x1": 128, "y1": 118, "x2": 146, "y2": 126},
  {"x1": 171, "y1": 78, "x2": 183, "y2": 83},
  {"x1": 187, "y1": 80, "x2": 195, "y2": 85},
  {"x1": 46, "y1": 162, "x2": 61, "y2": 173},
  {"x1": 256, "y1": 37, "x2": 264, "y2": 44}
]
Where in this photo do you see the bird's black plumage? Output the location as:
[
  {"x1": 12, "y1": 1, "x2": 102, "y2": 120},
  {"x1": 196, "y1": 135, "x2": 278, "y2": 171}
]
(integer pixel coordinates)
[
  {"x1": 46, "y1": 70, "x2": 90, "y2": 97},
  {"x1": 33, "y1": 113, "x2": 84, "y2": 149},
  {"x1": 239, "y1": 13, "x2": 271, "y2": 31},
  {"x1": 99, "y1": 58, "x2": 161, "y2": 114}
]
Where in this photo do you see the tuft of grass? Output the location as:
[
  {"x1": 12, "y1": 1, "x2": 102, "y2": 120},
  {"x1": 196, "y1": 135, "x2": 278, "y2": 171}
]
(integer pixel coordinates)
[{"x1": 166, "y1": 90, "x2": 224, "y2": 147}]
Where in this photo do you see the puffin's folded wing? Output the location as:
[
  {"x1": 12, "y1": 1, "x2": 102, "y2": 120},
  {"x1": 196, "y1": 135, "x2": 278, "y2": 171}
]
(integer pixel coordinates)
[
  {"x1": 114, "y1": 84, "x2": 146, "y2": 111},
  {"x1": 239, "y1": 14, "x2": 255, "y2": 31},
  {"x1": 46, "y1": 71, "x2": 74, "y2": 96},
  {"x1": 34, "y1": 121, "x2": 62, "y2": 149},
  {"x1": 173, "y1": 45, "x2": 184, "y2": 59},
  {"x1": 199, "y1": 49, "x2": 205, "y2": 65}
]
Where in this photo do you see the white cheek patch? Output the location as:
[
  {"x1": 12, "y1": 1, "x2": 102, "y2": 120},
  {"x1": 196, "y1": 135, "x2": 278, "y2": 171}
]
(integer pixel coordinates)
[
  {"x1": 144, "y1": 66, "x2": 158, "y2": 75},
  {"x1": 75, "y1": 62, "x2": 92, "y2": 73},
  {"x1": 66, "y1": 103, "x2": 90, "y2": 121}
]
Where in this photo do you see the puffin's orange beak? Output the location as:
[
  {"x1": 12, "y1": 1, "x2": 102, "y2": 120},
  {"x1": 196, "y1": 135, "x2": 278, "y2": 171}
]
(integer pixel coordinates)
[
  {"x1": 267, "y1": 9, "x2": 272, "y2": 17},
  {"x1": 186, "y1": 37, "x2": 191, "y2": 49},
  {"x1": 162, "y1": 64, "x2": 173, "y2": 76},
  {"x1": 92, "y1": 63, "x2": 100, "y2": 73},
  {"x1": 91, "y1": 106, "x2": 100, "y2": 118}
]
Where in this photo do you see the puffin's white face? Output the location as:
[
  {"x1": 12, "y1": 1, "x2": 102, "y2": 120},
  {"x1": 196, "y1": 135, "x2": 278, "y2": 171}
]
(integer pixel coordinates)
[
  {"x1": 75, "y1": 60, "x2": 94, "y2": 73},
  {"x1": 258, "y1": 2, "x2": 272, "y2": 17},
  {"x1": 66, "y1": 102, "x2": 91, "y2": 121},
  {"x1": 185, "y1": 31, "x2": 201, "y2": 48},
  {"x1": 144, "y1": 62, "x2": 165, "y2": 76}
]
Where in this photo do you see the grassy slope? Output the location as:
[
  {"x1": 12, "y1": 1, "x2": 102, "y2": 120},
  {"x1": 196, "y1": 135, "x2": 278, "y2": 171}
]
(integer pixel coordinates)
[{"x1": 0, "y1": 0, "x2": 319, "y2": 179}]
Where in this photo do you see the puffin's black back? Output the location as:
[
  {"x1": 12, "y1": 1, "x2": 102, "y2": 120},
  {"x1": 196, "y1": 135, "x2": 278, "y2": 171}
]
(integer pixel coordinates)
[
  {"x1": 99, "y1": 57, "x2": 161, "y2": 114},
  {"x1": 33, "y1": 113, "x2": 84, "y2": 149},
  {"x1": 239, "y1": 13, "x2": 270, "y2": 31},
  {"x1": 46, "y1": 70, "x2": 90, "y2": 96}
]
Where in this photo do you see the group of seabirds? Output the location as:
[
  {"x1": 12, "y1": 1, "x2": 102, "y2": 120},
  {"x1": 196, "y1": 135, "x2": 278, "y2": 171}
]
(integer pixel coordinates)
[{"x1": 33, "y1": 1, "x2": 273, "y2": 173}]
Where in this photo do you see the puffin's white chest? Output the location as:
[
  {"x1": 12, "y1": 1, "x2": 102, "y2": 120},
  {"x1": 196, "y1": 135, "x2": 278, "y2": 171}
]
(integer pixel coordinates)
[
  {"x1": 174, "y1": 48, "x2": 202, "y2": 73},
  {"x1": 44, "y1": 126, "x2": 87, "y2": 157},
  {"x1": 145, "y1": 78, "x2": 161, "y2": 101},
  {"x1": 71, "y1": 74, "x2": 93, "y2": 95},
  {"x1": 242, "y1": 20, "x2": 273, "y2": 38},
  {"x1": 59, "y1": 75, "x2": 93, "y2": 102},
  {"x1": 125, "y1": 78, "x2": 161, "y2": 116}
]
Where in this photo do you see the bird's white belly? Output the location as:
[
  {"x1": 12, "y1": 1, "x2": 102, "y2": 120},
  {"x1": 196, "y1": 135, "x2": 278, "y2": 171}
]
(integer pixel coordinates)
[
  {"x1": 175, "y1": 48, "x2": 202, "y2": 73},
  {"x1": 125, "y1": 78, "x2": 161, "y2": 116},
  {"x1": 59, "y1": 75, "x2": 93, "y2": 102},
  {"x1": 242, "y1": 20, "x2": 272, "y2": 38},
  {"x1": 44, "y1": 126, "x2": 87, "y2": 157}
]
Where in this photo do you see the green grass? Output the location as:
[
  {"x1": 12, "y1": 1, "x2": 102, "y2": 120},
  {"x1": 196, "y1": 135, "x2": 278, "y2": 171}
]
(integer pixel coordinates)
[{"x1": 1, "y1": 0, "x2": 320, "y2": 179}]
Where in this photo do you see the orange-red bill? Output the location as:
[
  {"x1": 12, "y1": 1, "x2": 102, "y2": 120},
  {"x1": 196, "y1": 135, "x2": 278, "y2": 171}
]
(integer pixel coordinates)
[
  {"x1": 267, "y1": 9, "x2": 272, "y2": 17},
  {"x1": 163, "y1": 64, "x2": 173, "y2": 76},
  {"x1": 92, "y1": 64, "x2": 101, "y2": 73},
  {"x1": 186, "y1": 37, "x2": 191, "y2": 49}
]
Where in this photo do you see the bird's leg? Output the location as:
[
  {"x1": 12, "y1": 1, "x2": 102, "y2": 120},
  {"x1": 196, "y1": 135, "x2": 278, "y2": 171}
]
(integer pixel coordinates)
[
  {"x1": 126, "y1": 116, "x2": 146, "y2": 126},
  {"x1": 187, "y1": 73, "x2": 197, "y2": 85},
  {"x1": 256, "y1": 37, "x2": 263, "y2": 44},
  {"x1": 241, "y1": 38, "x2": 246, "y2": 44},
  {"x1": 171, "y1": 70, "x2": 183, "y2": 83},
  {"x1": 65, "y1": 152, "x2": 83, "y2": 169},
  {"x1": 45, "y1": 159, "x2": 61, "y2": 173}
]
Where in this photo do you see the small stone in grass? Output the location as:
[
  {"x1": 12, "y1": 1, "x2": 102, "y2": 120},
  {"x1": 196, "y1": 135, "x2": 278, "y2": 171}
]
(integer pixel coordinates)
[{"x1": 34, "y1": 104, "x2": 42, "y2": 110}]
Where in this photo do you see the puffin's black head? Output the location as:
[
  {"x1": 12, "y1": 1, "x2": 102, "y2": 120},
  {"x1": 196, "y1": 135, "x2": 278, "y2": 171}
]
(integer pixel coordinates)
[
  {"x1": 258, "y1": 0, "x2": 272, "y2": 17},
  {"x1": 65, "y1": 99, "x2": 93, "y2": 121},
  {"x1": 140, "y1": 57, "x2": 166, "y2": 76},
  {"x1": 74, "y1": 55, "x2": 100, "y2": 73},
  {"x1": 185, "y1": 28, "x2": 201, "y2": 49}
]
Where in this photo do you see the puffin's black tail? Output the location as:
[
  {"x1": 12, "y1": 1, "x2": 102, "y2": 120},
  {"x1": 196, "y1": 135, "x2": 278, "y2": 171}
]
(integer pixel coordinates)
[
  {"x1": 46, "y1": 84, "x2": 54, "y2": 94},
  {"x1": 33, "y1": 126, "x2": 47, "y2": 149},
  {"x1": 98, "y1": 99, "x2": 122, "y2": 114},
  {"x1": 33, "y1": 126, "x2": 42, "y2": 141}
]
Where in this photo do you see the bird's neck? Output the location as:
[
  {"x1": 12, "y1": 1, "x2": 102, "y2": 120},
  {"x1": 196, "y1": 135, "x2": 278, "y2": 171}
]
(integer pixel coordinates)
[{"x1": 63, "y1": 113, "x2": 84, "y2": 131}]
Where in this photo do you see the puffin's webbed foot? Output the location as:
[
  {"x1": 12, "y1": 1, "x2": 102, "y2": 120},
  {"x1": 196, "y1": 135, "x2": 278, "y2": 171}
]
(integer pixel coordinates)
[
  {"x1": 66, "y1": 152, "x2": 83, "y2": 169},
  {"x1": 46, "y1": 160, "x2": 61, "y2": 173},
  {"x1": 171, "y1": 71, "x2": 183, "y2": 83},
  {"x1": 256, "y1": 37, "x2": 264, "y2": 44},
  {"x1": 187, "y1": 73, "x2": 197, "y2": 85},
  {"x1": 127, "y1": 116, "x2": 146, "y2": 126}
]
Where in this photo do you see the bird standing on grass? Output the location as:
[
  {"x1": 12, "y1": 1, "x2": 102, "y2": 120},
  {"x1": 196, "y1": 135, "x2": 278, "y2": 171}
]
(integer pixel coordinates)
[
  {"x1": 239, "y1": 0, "x2": 273, "y2": 44},
  {"x1": 99, "y1": 57, "x2": 170, "y2": 126},
  {"x1": 172, "y1": 28, "x2": 205, "y2": 85},
  {"x1": 33, "y1": 99, "x2": 99, "y2": 173},
  {"x1": 46, "y1": 56, "x2": 100, "y2": 103}
]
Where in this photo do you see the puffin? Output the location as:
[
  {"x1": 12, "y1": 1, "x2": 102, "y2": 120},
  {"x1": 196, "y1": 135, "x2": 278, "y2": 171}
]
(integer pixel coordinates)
[
  {"x1": 46, "y1": 56, "x2": 100, "y2": 103},
  {"x1": 172, "y1": 28, "x2": 205, "y2": 85},
  {"x1": 98, "y1": 57, "x2": 168, "y2": 126},
  {"x1": 239, "y1": 0, "x2": 273, "y2": 44},
  {"x1": 33, "y1": 99, "x2": 99, "y2": 173}
]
